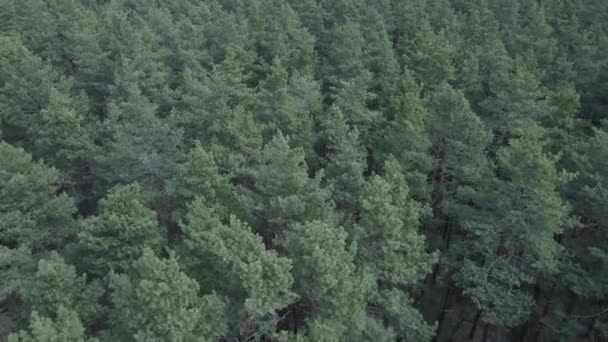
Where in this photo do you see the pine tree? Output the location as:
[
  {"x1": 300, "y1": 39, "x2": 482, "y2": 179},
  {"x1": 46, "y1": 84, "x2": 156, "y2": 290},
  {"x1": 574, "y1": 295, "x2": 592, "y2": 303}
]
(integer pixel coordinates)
[
  {"x1": 116, "y1": 0, "x2": 204, "y2": 80},
  {"x1": 170, "y1": 68, "x2": 213, "y2": 145},
  {"x1": 422, "y1": 82, "x2": 492, "y2": 337},
  {"x1": 8, "y1": 306, "x2": 95, "y2": 342},
  {"x1": 554, "y1": 127, "x2": 608, "y2": 340},
  {"x1": 320, "y1": 21, "x2": 365, "y2": 99},
  {"x1": 424, "y1": 0, "x2": 459, "y2": 33},
  {"x1": 287, "y1": 0, "x2": 325, "y2": 40},
  {"x1": 209, "y1": 105, "x2": 264, "y2": 175},
  {"x1": 76, "y1": 183, "x2": 165, "y2": 276},
  {"x1": 0, "y1": 36, "x2": 61, "y2": 149},
  {"x1": 180, "y1": 198, "x2": 296, "y2": 339},
  {"x1": 100, "y1": 3, "x2": 172, "y2": 108},
  {"x1": 0, "y1": 246, "x2": 35, "y2": 336},
  {"x1": 0, "y1": 0, "x2": 53, "y2": 55},
  {"x1": 243, "y1": 0, "x2": 315, "y2": 72},
  {"x1": 360, "y1": 7, "x2": 400, "y2": 111},
  {"x1": 66, "y1": 4, "x2": 117, "y2": 110},
  {"x1": 255, "y1": 57, "x2": 314, "y2": 150},
  {"x1": 545, "y1": 0, "x2": 605, "y2": 122},
  {"x1": 332, "y1": 71, "x2": 379, "y2": 142},
  {"x1": 0, "y1": 0, "x2": 97, "y2": 78},
  {"x1": 354, "y1": 160, "x2": 437, "y2": 341},
  {"x1": 173, "y1": 46, "x2": 254, "y2": 144},
  {"x1": 238, "y1": 133, "x2": 333, "y2": 243},
  {"x1": 172, "y1": 47, "x2": 262, "y2": 172},
  {"x1": 322, "y1": 112, "x2": 367, "y2": 222},
  {"x1": 390, "y1": 0, "x2": 427, "y2": 55},
  {"x1": 426, "y1": 83, "x2": 491, "y2": 238},
  {"x1": 512, "y1": 1, "x2": 557, "y2": 78},
  {"x1": 95, "y1": 84, "x2": 183, "y2": 204},
  {"x1": 287, "y1": 68, "x2": 324, "y2": 160},
  {"x1": 376, "y1": 67, "x2": 432, "y2": 200},
  {"x1": 453, "y1": 127, "x2": 571, "y2": 328},
  {"x1": 541, "y1": 81, "x2": 582, "y2": 156},
  {"x1": 0, "y1": 142, "x2": 75, "y2": 252},
  {"x1": 454, "y1": 3, "x2": 513, "y2": 110},
  {"x1": 401, "y1": 21, "x2": 456, "y2": 88},
  {"x1": 109, "y1": 248, "x2": 227, "y2": 341},
  {"x1": 21, "y1": 253, "x2": 102, "y2": 327},
  {"x1": 480, "y1": 60, "x2": 549, "y2": 144},
  {"x1": 568, "y1": 126, "x2": 608, "y2": 229},
  {"x1": 35, "y1": 88, "x2": 93, "y2": 187},
  {"x1": 168, "y1": 143, "x2": 234, "y2": 222},
  {"x1": 283, "y1": 220, "x2": 370, "y2": 338},
  {"x1": 317, "y1": 0, "x2": 360, "y2": 28},
  {"x1": 202, "y1": 1, "x2": 255, "y2": 66},
  {"x1": 487, "y1": 0, "x2": 518, "y2": 48},
  {"x1": 0, "y1": 34, "x2": 94, "y2": 206}
]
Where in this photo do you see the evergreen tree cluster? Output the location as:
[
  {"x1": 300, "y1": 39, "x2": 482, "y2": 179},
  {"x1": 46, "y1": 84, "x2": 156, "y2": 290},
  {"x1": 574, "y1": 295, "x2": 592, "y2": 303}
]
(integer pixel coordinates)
[{"x1": 1, "y1": 0, "x2": 607, "y2": 340}]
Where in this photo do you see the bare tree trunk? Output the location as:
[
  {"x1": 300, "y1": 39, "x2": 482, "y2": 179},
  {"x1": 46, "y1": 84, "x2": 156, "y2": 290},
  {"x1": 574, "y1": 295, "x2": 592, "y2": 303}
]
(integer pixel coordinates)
[
  {"x1": 433, "y1": 282, "x2": 455, "y2": 342},
  {"x1": 430, "y1": 261, "x2": 441, "y2": 287},
  {"x1": 447, "y1": 309, "x2": 466, "y2": 341},
  {"x1": 469, "y1": 310, "x2": 481, "y2": 340},
  {"x1": 444, "y1": 218, "x2": 454, "y2": 250},
  {"x1": 586, "y1": 317, "x2": 596, "y2": 339},
  {"x1": 533, "y1": 284, "x2": 556, "y2": 342},
  {"x1": 482, "y1": 324, "x2": 490, "y2": 342}
]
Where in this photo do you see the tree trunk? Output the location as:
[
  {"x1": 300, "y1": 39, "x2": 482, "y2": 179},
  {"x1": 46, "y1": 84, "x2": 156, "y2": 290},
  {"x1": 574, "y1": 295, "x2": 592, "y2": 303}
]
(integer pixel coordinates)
[
  {"x1": 586, "y1": 317, "x2": 596, "y2": 339},
  {"x1": 482, "y1": 324, "x2": 490, "y2": 342},
  {"x1": 445, "y1": 218, "x2": 454, "y2": 250},
  {"x1": 447, "y1": 310, "x2": 466, "y2": 341},
  {"x1": 430, "y1": 261, "x2": 441, "y2": 287},
  {"x1": 469, "y1": 310, "x2": 481, "y2": 340},
  {"x1": 433, "y1": 282, "x2": 455, "y2": 342},
  {"x1": 533, "y1": 284, "x2": 556, "y2": 342}
]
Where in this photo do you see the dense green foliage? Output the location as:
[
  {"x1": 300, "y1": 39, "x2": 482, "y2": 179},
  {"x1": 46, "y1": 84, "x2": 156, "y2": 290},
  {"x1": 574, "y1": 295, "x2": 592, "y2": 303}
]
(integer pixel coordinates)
[{"x1": 1, "y1": 0, "x2": 607, "y2": 340}]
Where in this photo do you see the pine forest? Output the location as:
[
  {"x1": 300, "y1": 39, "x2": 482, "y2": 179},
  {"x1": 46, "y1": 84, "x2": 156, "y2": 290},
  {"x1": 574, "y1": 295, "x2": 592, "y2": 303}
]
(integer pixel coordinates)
[{"x1": 1, "y1": 0, "x2": 608, "y2": 341}]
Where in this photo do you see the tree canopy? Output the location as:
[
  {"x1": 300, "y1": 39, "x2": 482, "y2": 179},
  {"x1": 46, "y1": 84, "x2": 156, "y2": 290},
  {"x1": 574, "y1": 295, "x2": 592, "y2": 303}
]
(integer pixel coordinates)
[{"x1": 1, "y1": 0, "x2": 607, "y2": 340}]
